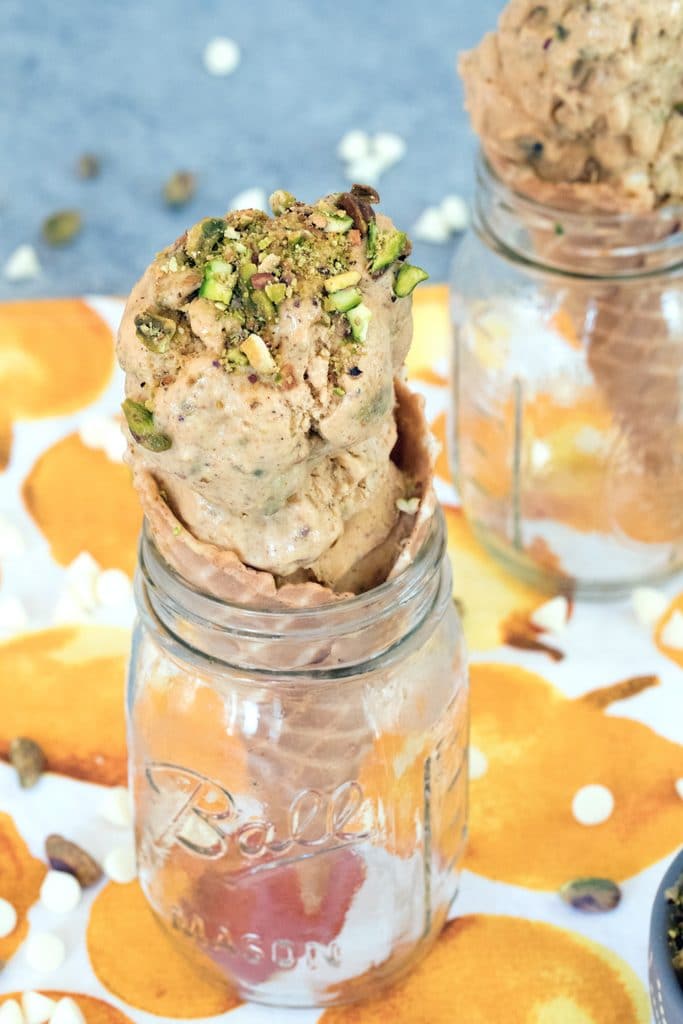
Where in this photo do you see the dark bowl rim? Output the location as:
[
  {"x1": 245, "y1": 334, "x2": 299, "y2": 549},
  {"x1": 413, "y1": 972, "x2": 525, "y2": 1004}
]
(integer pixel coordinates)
[{"x1": 650, "y1": 846, "x2": 683, "y2": 1015}]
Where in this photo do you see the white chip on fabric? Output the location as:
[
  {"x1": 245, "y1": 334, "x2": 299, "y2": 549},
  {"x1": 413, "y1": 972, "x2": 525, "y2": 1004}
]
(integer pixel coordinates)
[
  {"x1": 337, "y1": 130, "x2": 371, "y2": 163},
  {"x1": 94, "y1": 569, "x2": 132, "y2": 609},
  {"x1": 530, "y1": 596, "x2": 569, "y2": 634},
  {"x1": 571, "y1": 784, "x2": 614, "y2": 826},
  {"x1": 530, "y1": 440, "x2": 551, "y2": 472},
  {"x1": 52, "y1": 592, "x2": 90, "y2": 626},
  {"x1": 99, "y1": 786, "x2": 133, "y2": 828},
  {"x1": 0, "y1": 596, "x2": 28, "y2": 635},
  {"x1": 469, "y1": 746, "x2": 488, "y2": 781},
  {"x1": 24, "y1": 931, "x2": 66, "y2": 973},
  {"x1": 103, "y1": 428, "x2": 127, "y2": 462},
  {"x1": 4, "y1": 244, "x2": 41, "y2": 282},
  {"x1": 0, "y1": 897, "x2": 18, "y2": 938},
  {"x1": 203, "y1": 37, "x2": 241, "y2": 76},
  {"x1": 104, "y1": 843, "x2": 137, "y2": 884},
  {"x1": 413, "y1": 207, "x2": 450, "y2": 244},
  {"x1": 344, "y1": 154, "x2": 386, "y2": 186},
  {"x1": 40, "y1": 870, "x2": 82, "y2": 914},
  {"x1": 373, "y1": 131, "x2": 406, "y2": 167},
  {"x1": 22, "y1": 990, "x2": 57, "y2": 1024},
  {"x1": 50, "y1": 998, "x2": 86, "y2": 1024},
  {"x1": 63, "y1": 552, "x2": 100, "y2": 610},
  {"x1": 631, "y1": 587, "x2": 669, "y2": 628},
  {"x1": 661, "y1": 609, "x2": 683, "y2": 650},
  {"x1": 0, "y1": 518, "x2": 26, "y2": 559},
  {"x1": 0, "y1": 1000, "x2": 23, "y2": 1024},
  {"x1": 440, "y1": 194, "x2": 470, "y2": 233},
  {"x1": 229, "y1": 188, "x2": 267, "y2": 213},
  {"x1": 78, "y1": 415, "x2": 111, "y2": 450},
  {"x1": 675, "y1": 778, "x2": 683, "y2": 801}
]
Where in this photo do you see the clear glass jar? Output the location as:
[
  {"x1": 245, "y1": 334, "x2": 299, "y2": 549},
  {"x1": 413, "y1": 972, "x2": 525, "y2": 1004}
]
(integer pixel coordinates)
[
  {"x1": 127, "y1": 511, "x2": 467, "y2": 1008},
  {"x1": 450, "y1": 155, "x2": 683, "y2": 597}
]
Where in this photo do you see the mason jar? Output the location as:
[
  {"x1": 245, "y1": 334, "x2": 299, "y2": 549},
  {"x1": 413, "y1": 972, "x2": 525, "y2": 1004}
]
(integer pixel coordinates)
[
  {"x1": 450, "y1": 155, "x2": 683, "y2": 597},
  {"x1": 127, "y1": 510, "x2": 467, "y2": 1008}
]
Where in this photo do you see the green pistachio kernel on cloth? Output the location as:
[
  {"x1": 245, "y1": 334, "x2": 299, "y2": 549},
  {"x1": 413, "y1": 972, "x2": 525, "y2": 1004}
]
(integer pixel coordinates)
[
  {"x1": 122, "y1": 399, "x2": 172, "y2": 452},
  {"x1": 9, "y1": 736, "x2": 46, "y2": 788},
  {"x1": 163, "y1": 171, "x2": 197, "y2": 207},
  {"x1": 76, "y1": 153, "x2": 100, "y2": 179},
  {"x1": 134, "y1": 311, "x2": 177, "y2": 353},
  {"x1": 559, "y1": 877, "x2": 622, "y2": 914},
  {"x1": 42, "y1": 209, "x2": 82, "y2": 246}
]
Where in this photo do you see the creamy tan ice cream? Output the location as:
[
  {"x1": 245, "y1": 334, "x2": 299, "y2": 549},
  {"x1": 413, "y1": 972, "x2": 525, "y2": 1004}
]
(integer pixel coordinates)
[{"x1": 118, "y1": 188, "x2": 432, "y2": 596}]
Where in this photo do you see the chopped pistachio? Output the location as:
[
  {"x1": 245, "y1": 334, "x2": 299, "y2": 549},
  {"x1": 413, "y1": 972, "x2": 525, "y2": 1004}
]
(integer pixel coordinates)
[
  {"x1": 270, "y1": 190, "x2": 297, "y2": 215},
  {"x1": 393, "y1": 263, "x2": 429, "y2": 298},
  {"x1": 370, "y1": 229, "x2": 408, "y2": 273},
  {"x1": 333, "y1": 386, "x2": 346, "y2": 397},
  {"x1": 200, "y1": 258, "x2": 237, "y2": 304},
  {"x1": 134, "y1": 311, "x2": 177, "y2": 353},
  {"x1": 76, "y1": 153, "x2": 100, "y2": 179},
  {"x1": 42, "y1": 209, "x2": 82, "y2": 246},
  {"x1": 366, "y1": 221, "x2": 378, "y2": 261},
  {"x1": 163, "y1": 170, "x2": 196, "y2": 207},
  {"x1": 240, "y1": 334, "x2": 277, "y2": 374},
  {"x1": 185, "y1": 217, "x2": 225, "y2": 261},
  {"x1": 9, "y1": 736, "x2": 45, "y2": 788},
  {"x1": 324, "y1": 286, "x2": 362, "y2": 313},
  {"x1": 225, "y1": 346, "x2": 249, "y2": 366},
  {"x1": 239, "y1": 259, "x2": 258, "y2": 283},
  {"x1": 325, "y1": 270, "x2": 361, "y2": 293},
  {"x1": 346, "y1": 302, "x2": 372, "y2": 342},
  {"x1": 324, "y1": 212, "x2": 354, "y2": 233},
  {"x1": 122, "y1": 399, "x2": 172, "y2": 452},
  {"x1": 265, "y1": 282, "x2": 287, "y2": 304}
]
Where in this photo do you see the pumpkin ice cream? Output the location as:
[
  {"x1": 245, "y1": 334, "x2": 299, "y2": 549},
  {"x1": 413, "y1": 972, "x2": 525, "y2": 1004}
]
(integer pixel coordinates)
[{"x1": 117, "y1": 187, "x2": 432, "y2": 595}]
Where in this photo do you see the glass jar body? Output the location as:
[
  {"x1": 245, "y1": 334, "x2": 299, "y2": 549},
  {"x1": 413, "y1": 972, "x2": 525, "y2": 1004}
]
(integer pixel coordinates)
[
  {"x1": 127, "y1": 518, "x2": 467, "y2": 1007},
  {"x1": 450, "y1": 161, "x2": 683, "y2": 596}
]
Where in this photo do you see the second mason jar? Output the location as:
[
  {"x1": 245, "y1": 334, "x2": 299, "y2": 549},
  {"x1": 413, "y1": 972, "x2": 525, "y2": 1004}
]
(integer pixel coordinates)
[
  {"x1": 127, "y1": 510, "x2": 467, "y2": 1008},
  {"x1": 451, "y1": 155, "x2": 683, "y2": 597}
]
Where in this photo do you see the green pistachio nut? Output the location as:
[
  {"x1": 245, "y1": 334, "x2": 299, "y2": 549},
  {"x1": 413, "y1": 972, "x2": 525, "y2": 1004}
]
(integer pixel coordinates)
[
  {"x1": 325, "y1": 270, "x2": 361, "y2": 294},
  {"x1": 163, "y1": 170, "x2": 196, "y2": 207},
  {"x1": 559, "y1": 878, "x2": 622, "y2": 914},
  {"x1": 370, "y1": 229, "x2": 408, "y2": 273},
  {"x1": 346, "y1": 302, "x2": 372, "y2": 342},
  {"x1": 42, "y1": 209, "x2": 82, "y2": 246},
  {"x1": 121, "y1": 399, "x2": 172, "y2": 452},
  {"x1": 324, "y1": 212, "x2": 354, "y2": 233},
  {"x1": 264, "y1": 282, "x2": 287, "y2": 305},
  {"x1": 251, "y1": 289, "x2": 276, "y2": 322},
  {"x1": 269, "y1": 190, "x2": 297, "y2": 216},
  {"x1": 200, "y1": 258, "x2": 237, "y2": 304},
  {"x1": 134, "y1": 311, "x2": 177, "y2": 353},
  {"x1": 324, "y1": 287, "x2": 362, "y2": 313},
  {"x1": 393, "y1": 263, "x2": 429, "y2": 298}
]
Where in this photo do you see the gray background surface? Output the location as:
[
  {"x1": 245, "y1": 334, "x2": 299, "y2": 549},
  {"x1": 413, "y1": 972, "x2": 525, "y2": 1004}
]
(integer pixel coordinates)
[{"x1": 0, "y1": 0, "x2": 502, "y2": 300}]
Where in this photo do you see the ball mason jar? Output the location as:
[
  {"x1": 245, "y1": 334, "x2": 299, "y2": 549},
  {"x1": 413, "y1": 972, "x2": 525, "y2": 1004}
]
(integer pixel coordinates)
[
  {"x1": 450, "y1": 155, "x2": 683, "y2": 597},
  {"x1": 127, "y1": 510, "x2": 467, "y2": 1008}
]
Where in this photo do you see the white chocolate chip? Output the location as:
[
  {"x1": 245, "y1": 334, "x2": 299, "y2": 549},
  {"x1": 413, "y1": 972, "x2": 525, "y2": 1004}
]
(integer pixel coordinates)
[
  {"x1": 0, "y1": 1000, "x2": 23, "y2": 1024},
  {"x1": 22, "y1": 990, "x2": 57, "y2": 1024},
  {"x1": 661, "y1": 609, "x2": 683, "y2": 650},
  {"x1": 4, "y1": 244, "x2": 41, "y2": 282},
  {"x1": 572, "y1": 784, "x2": 614, "y2": 826},
  {"x1": 345, "y1": 154, "x2": 386, "y2": 186},
  {"x1": 413, "y1": 207, "x2": 451, "y2": 245},
  {"x1": 104, "y1": 843, "x2": 137, "y2": 884},
  {"x1": 631, "y1": 587, "x2": 669, "y2": 628},
  {"x1": 440, "y1": 194, "x2": 470, "y2": 233},
  {"x1": 94, "y1": 568, "x2": 132, "y2": 608},
  {"x1": 0, "y1": 897, "x2": 18, "y2": 938},
  {"x1": 99, "y1": 785, "x2": 133, "y2": 828},
  {"x1": 337, "y1": 130, "x2": 371, "y2": 163},
  {"x1": 675, "y1": 778, "x2": 683, "y2": 801},
  {"x1": 0, "y1": 596, "x2": 28, "y2": 636},
  {"x1": 40, "y1": 869, "x2": 82, "y2": 914},
  {"x1": 530, "y1": 595, "x2": 569, "y2": 634},
  {"x1": 50, "y1": 998, "x2": 86, "y2": 1024},
  {"x1": 0, "y1": 517, "x2": 26, "y2": 560},
  {"x1": 396, "y1": 497, "x2": 420, "y2": 515},
  {"x1": 240, "y1": 333, "x2": 277, "y2": 375},
  {"x1": 203, "y1": 37, "x2": 241, "y2": 77},
  {"x1": 373, "y1": 131, "x2": 406, "y2": 168},
  {"x1": 24, "y1": 931, "x2": 66, "y2": 973},
  {"x1": 229, "y1": 187, "x2": 267, "y2": 213},
  {"x1": 469, "y1": 746, "x2": 488, "y2": 780}
]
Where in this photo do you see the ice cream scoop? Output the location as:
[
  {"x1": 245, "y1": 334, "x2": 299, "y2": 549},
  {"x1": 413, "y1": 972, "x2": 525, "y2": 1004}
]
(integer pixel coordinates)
[{"x1": 118, "y1": 188, "x2": 431, "y2": 598}]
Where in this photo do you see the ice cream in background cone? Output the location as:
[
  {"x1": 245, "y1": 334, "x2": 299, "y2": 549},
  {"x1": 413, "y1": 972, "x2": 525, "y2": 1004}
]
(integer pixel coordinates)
[
  {"x1": 118, "y1": 187, "x2": 441, "y2": 986},
  {"x1": 460, "y1": 0, "x2": 683, "y2": 545}
]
